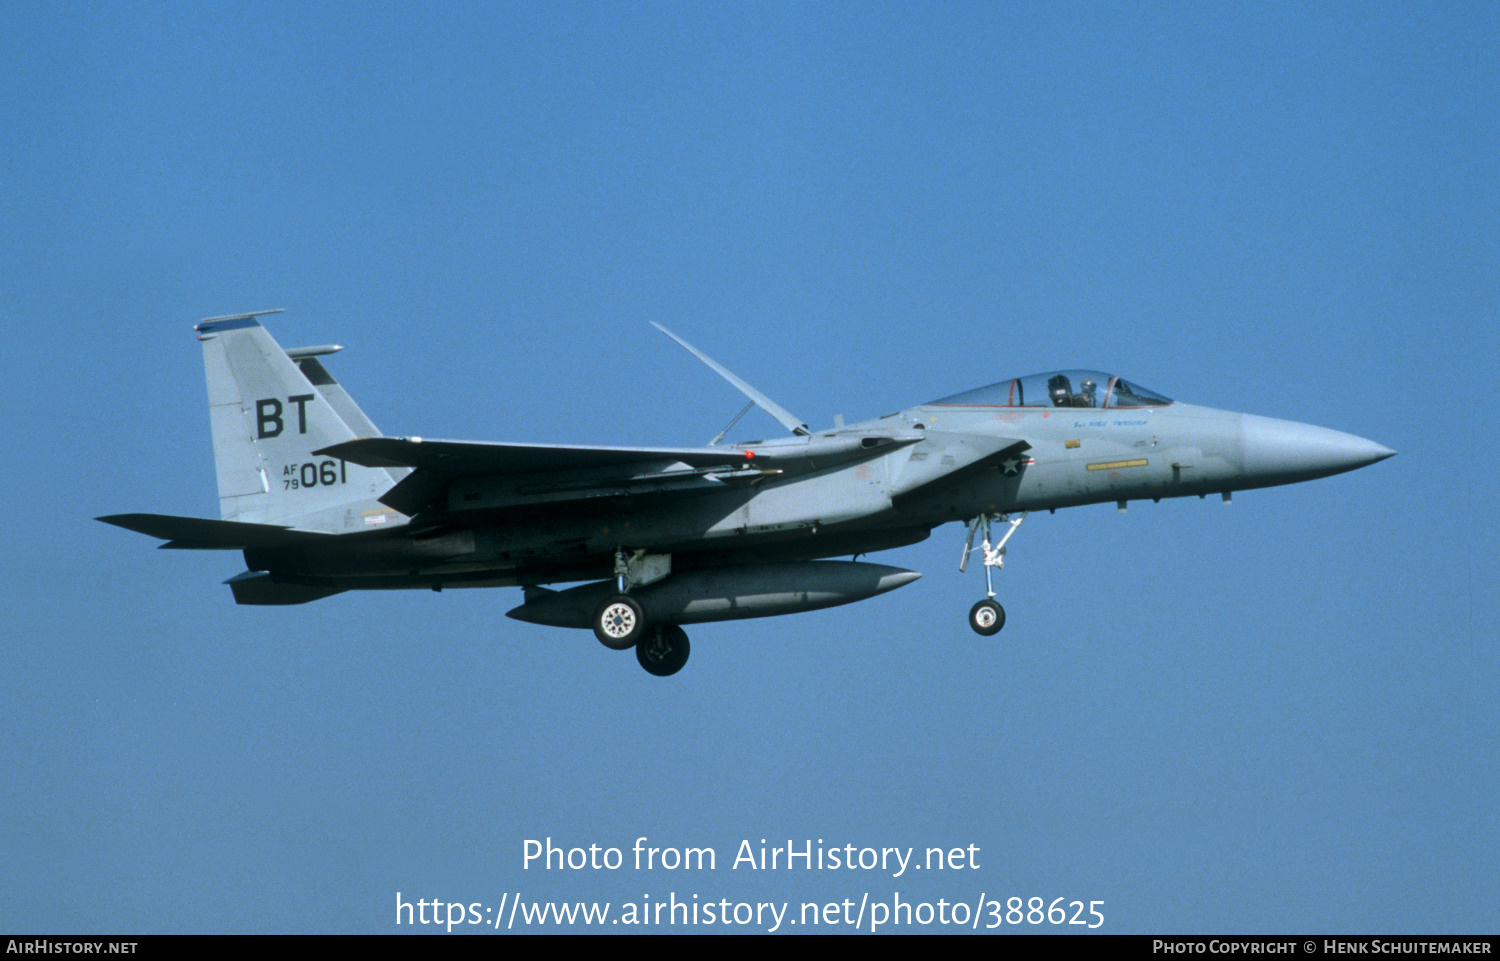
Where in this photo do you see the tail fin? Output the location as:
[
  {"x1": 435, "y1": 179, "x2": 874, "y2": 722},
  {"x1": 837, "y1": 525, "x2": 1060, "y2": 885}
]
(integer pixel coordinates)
[{"x1": 196, "y1": 311, "x2": 404, "y2": 532}]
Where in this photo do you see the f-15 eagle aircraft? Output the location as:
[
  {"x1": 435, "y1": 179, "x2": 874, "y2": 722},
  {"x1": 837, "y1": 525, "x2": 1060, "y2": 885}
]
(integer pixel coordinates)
[{"x1": 100, "y1": 311, "x2": 1394, "y2": 676}]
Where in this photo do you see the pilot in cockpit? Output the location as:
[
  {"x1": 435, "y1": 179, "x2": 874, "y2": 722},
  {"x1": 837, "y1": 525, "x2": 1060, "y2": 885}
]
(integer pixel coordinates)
[
  {"x1": 1048, "y1": 374, "x2": 1073, "y2": 407},
  {"x1": 1048, "y1": 373, "x2": 1099, "y2": 408},
  {"x1": 1079, "y1": 378, "x2": 1097, "y2": 408}
]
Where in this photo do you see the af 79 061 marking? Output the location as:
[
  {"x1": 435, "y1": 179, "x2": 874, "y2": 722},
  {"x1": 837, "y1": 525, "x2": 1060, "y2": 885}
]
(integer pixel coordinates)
[{"x1": 281, "y1": 460, "x2": 348, "y2": 490}]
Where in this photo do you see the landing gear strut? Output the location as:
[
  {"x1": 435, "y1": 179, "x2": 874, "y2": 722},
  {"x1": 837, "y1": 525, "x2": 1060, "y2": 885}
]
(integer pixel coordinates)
[{"x1": 960, "y1": 511, "x2": 1027, "y2": 635}]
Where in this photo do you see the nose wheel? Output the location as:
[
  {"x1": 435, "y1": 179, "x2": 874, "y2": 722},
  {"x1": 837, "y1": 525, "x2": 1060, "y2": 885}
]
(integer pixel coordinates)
[
  {"x1": 969, "y1": 598, "x2": 1005, "y2": 636},
  {"x1": 960, "y1": 512, "x2": 1026, "y2": 636}
]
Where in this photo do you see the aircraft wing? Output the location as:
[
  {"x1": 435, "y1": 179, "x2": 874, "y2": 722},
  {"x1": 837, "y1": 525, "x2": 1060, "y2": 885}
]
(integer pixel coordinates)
[
  {"x1": 315, "y1": 437, "x2": 753, "y2": 475},
  {"x1": 315, "y1": 437, "x2": 782, "y2": 516},
  {"x1": 316, "y1": 434, "x2": 921, "y2": 517}
]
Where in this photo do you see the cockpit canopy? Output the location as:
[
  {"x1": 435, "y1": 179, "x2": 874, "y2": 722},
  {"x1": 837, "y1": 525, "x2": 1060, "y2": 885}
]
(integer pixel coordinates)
[{"x1": 930, "y1": 370, "x2": 1172, "y2": 409}]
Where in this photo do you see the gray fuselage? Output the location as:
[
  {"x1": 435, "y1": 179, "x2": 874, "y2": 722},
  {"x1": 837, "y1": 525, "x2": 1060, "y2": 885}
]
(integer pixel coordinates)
[{"x1": 244, "y1": 386, "x2": 1392, "y2": 593}]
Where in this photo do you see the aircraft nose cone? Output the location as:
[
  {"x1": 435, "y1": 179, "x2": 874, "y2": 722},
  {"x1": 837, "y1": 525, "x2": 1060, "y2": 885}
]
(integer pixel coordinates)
[{"x1": 1241, "y1": 414, "x2": 1395, "y2": 483}]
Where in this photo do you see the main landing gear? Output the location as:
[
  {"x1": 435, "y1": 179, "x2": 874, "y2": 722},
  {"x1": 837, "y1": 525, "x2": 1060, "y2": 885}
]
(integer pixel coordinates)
[
  {"x1": 592, "y1": 547, "x2": 688, "y2": 675},
  {"x1": 586, "y1": 549, "x2": 691, "y2": 676},
  {"x1": 960, "y1": 512, "x2": 1027, "y2": 636},
  {"x1": 636, "y1": 625, "x2": 690, "y2": 677},
  {"x1": 591, "y1": 594, "x2": 692, "y2": 676},
  {"x1": 592, "y1": 594, "x2": 645, "y2": 650}
]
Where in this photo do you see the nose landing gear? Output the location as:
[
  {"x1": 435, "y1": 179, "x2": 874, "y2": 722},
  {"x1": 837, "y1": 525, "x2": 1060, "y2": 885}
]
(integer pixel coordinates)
[{"x1": 960, "y1": 512, "x2": 1027, "y2": 635}]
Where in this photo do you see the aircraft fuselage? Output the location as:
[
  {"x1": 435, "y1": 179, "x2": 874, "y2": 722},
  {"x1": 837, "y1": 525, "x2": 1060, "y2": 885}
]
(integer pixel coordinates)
[
  {"x1": 100, "y1": 316, "x2": 1393, "y2": 676},
  {"x1": 243, "y1": 398, "x2": 1390, "y2": 590}
]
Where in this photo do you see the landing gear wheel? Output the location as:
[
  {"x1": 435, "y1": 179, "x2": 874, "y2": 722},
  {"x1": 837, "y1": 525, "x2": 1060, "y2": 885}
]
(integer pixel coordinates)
[
  {"x1": 593, "y1": 595, "x2": 646, "y2": 650},
  {"x1": 969, "y1": 598, "x2": 1005, "y2": 636},
  {"x1": 636, "y1": 626, "x2": 690, "y2": 677}
]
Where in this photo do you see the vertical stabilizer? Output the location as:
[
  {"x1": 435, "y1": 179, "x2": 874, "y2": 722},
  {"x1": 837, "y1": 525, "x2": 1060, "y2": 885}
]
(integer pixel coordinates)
[{"x1": 196, "y1": 311, "x2": 402, "y2": 532}]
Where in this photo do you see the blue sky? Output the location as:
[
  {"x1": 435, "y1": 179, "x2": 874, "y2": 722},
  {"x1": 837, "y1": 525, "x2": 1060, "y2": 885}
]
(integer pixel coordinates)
[{"x1": 3, "y1": 2, "x2": 1495, "y2": 934}]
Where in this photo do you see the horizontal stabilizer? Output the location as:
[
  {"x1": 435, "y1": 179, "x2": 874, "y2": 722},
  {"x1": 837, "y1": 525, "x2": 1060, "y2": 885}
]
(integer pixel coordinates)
[{"x1": 96, "y1": 513, "x2": 333, "y2": 549}]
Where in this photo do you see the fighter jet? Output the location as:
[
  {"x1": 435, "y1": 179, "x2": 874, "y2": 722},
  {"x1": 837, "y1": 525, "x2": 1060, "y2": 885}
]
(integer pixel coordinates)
[{"x1": 99, "y1": 311, "x2": 1394, "y2": 676}]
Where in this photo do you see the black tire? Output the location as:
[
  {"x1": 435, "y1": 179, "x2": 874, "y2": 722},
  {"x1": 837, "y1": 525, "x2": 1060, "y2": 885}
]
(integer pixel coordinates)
[
  {"x1": 593, "y1": 594, "x2": 646, "y2": 650},
  {"x1": 636, "y1": 625, "x2": 690, "y2": 677},
  {"x1": 969, "y1": 598, "x2": 1005, "y2": 636}
]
